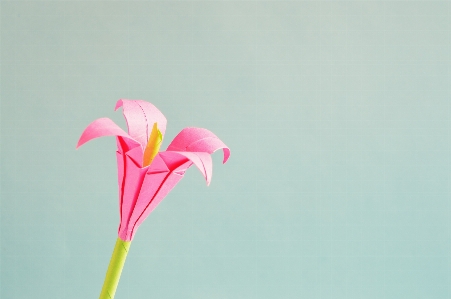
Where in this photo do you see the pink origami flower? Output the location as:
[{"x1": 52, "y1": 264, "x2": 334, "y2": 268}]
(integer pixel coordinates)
[{"x1": 77, "y1": 99, "x2": 230, "y2": 241}]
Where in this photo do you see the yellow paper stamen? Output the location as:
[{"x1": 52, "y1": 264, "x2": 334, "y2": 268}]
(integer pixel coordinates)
[{"x1": 142, "y1": 122, "x2": 163, "y2": 167}]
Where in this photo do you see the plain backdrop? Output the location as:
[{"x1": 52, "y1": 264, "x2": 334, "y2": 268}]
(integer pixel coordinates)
[{"x1": 1, "y1": 1, "x2": 450, "y2": 298}]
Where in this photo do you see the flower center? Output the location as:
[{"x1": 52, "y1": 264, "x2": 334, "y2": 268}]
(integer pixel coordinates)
[{"x1": 142, "y1": 122, "x2": 163, "y2": 167}]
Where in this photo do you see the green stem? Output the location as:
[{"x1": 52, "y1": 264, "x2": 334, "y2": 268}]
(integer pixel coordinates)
[{"x1": 99, "y1": 238, "x2": 131, "y2": 299}]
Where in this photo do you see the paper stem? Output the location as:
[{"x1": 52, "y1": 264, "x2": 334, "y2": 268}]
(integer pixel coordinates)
[{"x1": 99, "y1": 238, "x2": 131, "y2": 299}]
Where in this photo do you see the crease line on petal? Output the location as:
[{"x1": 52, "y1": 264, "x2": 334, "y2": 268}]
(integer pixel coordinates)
[{"x1": 115, "y1": 99, "x2": 167, "y2": 148}]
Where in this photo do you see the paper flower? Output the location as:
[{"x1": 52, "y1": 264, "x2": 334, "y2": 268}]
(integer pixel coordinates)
[{"x1": 77, "y1": 99, "x2": 230, "y2": 299}]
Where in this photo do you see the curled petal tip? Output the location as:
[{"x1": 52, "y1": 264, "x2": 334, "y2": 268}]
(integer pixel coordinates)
[
  {"x1": 76, "y1": 117, "x2": 138, "y2": 149},
  {"x1": 222, "y1": 148, "x2": 231, "y2": 164},
  {"x1": 114, "y1": 99, "x2": 125, "y2": 111},
  {"x1": 167, "y1": 127, "x2": 231, "y2": 159}
]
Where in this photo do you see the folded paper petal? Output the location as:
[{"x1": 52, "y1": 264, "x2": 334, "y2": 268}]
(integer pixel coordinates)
[
  {"x1": 125, "y1": 160, "x2": 192, "y2": 240},
  {"x1": 115, "y1": 99, "x2": 167, "y2": 148},
  {"x1": 76, "y1": 118, "x2": 139, "y2": 148},
  {"x1": 161, "y1": 151, "x2": 213, "y2": 185},
  {"x1": 166, "y1": 127, "x2": 230, "y2": 164},
  {"x1": 117, "y1": 151, "x2": 147, "y2": 238},
  {"x1": 118, "y1": 152, "x2": 193, "y2": 241},
  {"x1": 140, "y1": 162, "x2": 189, "y2": 216},
  {"x1": 118, "y1": 153, "x2": 170, "y2": 241}
]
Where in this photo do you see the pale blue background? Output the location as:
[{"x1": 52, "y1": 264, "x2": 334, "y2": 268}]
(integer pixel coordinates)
[{"x1": 1, "y1": 1, "x2": 450, "y2": 298}]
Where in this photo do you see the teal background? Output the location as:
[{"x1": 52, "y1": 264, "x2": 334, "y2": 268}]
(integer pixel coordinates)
[{"x1": 1, "y1": 1, "x2": 450, "y2": 298}]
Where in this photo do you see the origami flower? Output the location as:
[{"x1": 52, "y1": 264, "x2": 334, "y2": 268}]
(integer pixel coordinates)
[{"x1": 77, "y1": 99, "x2": 230, "y2": 299}]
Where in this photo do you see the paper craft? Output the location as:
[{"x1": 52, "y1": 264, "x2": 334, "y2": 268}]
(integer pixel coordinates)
[{"x1": 77, "y1": 99, "x2": 230, "y2": 299}]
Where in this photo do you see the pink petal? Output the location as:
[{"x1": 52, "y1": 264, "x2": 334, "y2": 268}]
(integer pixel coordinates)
[
  {"x1": 115, "y1": 99, "x2": 167, "y2": 148},
  {"x1": 139, "y1": 168, "x2": 186, "y2": 219},
  {"x1": 166, "y1": 127, "x2": 230, "y2": 163},
  {"x1": 116, "y1": 151, "x2": 125, "y2": 213},
  {"x1": 127, "y1": 160, "x2": 191, "y2": 240},
  {"x1": 118, "y1": 152, "x2": 173, "y2": 241},
  {"x1": 124, "y1": 145, "x2": 144, "y2": 168},
  {"x1": 160, "y1": 151, "x2": 213, "y2": 185},
  {"x1": 117, "y1": 151, "x2": 148, "y2": 240},
  {"x1": 76, "y1": 118, "x2": 139, "y2": 148}
]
